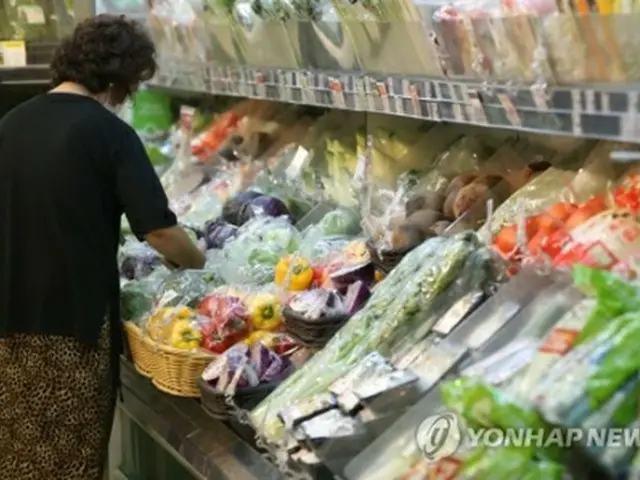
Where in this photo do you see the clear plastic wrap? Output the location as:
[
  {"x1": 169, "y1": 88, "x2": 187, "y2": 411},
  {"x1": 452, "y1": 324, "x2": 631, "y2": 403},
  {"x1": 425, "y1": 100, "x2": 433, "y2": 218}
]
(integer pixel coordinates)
[
  {"x1": 220, "y1": 216, "x2": 301, "y2": 286},
  {"x1": 201, "y1": 342, "x2": 293, "y2": 394},
  {"x1": 251, "y1": 233, "x2": 485, "y2": 443},
  {"x1": 121, "y1": 267, "x2": 171, "y2": 325},
  {"x1": 118, "y1": 238, "x2": 163, "y2": 281}
]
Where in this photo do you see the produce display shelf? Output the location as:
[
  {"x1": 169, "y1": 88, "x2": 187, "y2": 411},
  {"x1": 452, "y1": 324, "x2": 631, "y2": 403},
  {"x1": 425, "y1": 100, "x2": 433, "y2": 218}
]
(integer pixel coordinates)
[
  {"x1": 0, "y1": 65, "x2": 50, "y2": 85},
  {"x1": 119, "y1": 357, "x2": 284, "y2": 480},
  {"x1": 151, "y1": 65, "x2": 640, "y2": 143}
]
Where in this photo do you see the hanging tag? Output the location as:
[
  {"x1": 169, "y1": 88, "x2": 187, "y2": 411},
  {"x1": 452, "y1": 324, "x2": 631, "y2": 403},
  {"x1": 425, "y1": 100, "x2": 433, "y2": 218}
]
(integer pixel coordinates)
[
  {"x1": 374, "y1": 82, "x2": 390, "y2": 113},
  {"x1": 366, "y1": 78, "x2": 377, "y2": 112},
  {"x1": 466, "y1": 88, "x2": 487, "y2": 124},
  {"x1": 497, "y1": 93, "x2": 522, "y2": 126},
  {"x1": 584, "y1": 89, "x2": 596, "y2": 113},
  {"x1": 276, "y1": 70, "x2": 288, "y2": 102},
  {"x1": 394, "y1": 80, "x2": 404, "y2": 115},
  {"x1": 452, "y1": 103, "x2": 465, "y2": 122},
  {"x1": 354, "y1": 77, "x2": 367, "y2": 111},
  {"x1": 403, "y1": 80, "x2": 420, "y2": 117},
  {"x1": 178, "y1": 105, "x2": 196, "y2": 165},
  {"x1": 254, "y1": 71, "x2": 267, "y2": 98},
  {"x1": 531, "y1": 86, "x2": 549, "y2": 111},
  {"x1": 570, "y1": 89, "x2": 583, "y2": 136},
  {"x1": 329, "y1": 77, "x2": 346, "y2": 109},
  {"x1": 0, "y1": 41, "x2": 26, "y2": 67},
  {"x1": 300, "y1": 72, "x2": 315, "y2": 104},
  {"x1": 285, "y1": 147, "x2": 310, "y2": 180}
]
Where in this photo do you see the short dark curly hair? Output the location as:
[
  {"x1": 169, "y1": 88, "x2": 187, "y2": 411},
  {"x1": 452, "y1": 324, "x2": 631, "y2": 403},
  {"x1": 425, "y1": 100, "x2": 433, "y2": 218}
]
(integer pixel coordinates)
[{"x1": 50, "y1": 14, "x2": 157, "y2": 104}]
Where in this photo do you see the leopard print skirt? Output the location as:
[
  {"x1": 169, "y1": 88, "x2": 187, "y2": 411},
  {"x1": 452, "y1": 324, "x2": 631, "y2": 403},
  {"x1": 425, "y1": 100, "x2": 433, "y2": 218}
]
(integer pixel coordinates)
[{"x1": 0, "y1": 321, "x2": 116, "y2": 480}]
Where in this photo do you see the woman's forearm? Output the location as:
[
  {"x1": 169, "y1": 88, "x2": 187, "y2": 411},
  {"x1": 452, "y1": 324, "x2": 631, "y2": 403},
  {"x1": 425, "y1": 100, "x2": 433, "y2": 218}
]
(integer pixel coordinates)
[{"x1": 146, "y1": 226, "x2": 206, "y2": 269}]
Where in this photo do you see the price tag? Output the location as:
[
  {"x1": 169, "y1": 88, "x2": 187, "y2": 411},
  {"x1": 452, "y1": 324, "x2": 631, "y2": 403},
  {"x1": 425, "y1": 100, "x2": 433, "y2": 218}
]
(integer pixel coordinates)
[
  {"x1": 452, "y1": 103, "x2": 465, "y2": 122},
  {"x1": 571, "y1": 89, "x2": 582, "y2": 136},
  {"x1": 376, "y1": 82, "x2": 391, "y2": 112},
  {"x1": 299, "y1": 72, "x2": 315, "y2": 104},
  {"x1": 286, "y1": 147, "x2": 310, "y2": 180},
  {"x1": 254, "y1": 71, "x2": 267, "y2": 98},
  {"x1": 0, "y1": 41, "x2": 26, "y2": 67},
  {"x1": 584, "y1": 89, "x2": 595, "y2": 113},
  {"x1": 329, "y1": 77, "x2": 346, "y2": 109},
  {"x1": 354, "y1": 77, "x2": 367, "y2": 111},
  {"x1": 601, "y1": 92, "x2": 610, "y2": 112},
  {"x1": 620, "y1": 91, "x2": 640, "y2": 139},
  {"x1": 531, "y1": 86, "x2": 549, "y2": 111},
  {"x1": 497, "y1": 93, "x2": 522, "y2": 126},
  {"x1": 276, "y1": 70, "x2": 289, "y2": 102},
  {"x1": 403, "y1": 80, "x2": 420, "y2": 117},
  {"x1": 466, "y1": 88, "x2": 487, "y2": 124},
  {"x1": 366, "y1": 78, "x2": 377, "y2": 112}
]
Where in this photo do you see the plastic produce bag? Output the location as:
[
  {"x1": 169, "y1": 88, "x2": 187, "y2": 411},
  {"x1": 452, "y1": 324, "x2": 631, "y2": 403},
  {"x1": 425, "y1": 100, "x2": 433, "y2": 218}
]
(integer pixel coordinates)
[
  {"x1": 145, "y1": 305, "x2": 211, "y2": 351},
  {"x1": 201, "y1": 343, "x2": 292, "y2": 394},
  {"x1": 121, "y1": 267, "x2": 170, "y2": 324},
  {"x1": 220, "y1": 216, "x2": 301, "y2": 285},
  {"x1": 118, "y1": 238, "x2": 163, "y2": 281},
  {"x1": 154, "y1": 269, "x2": 223, "y2": 311},
  {"x1": 251, "y1": 233, "x2": 484, "y2": 443}
]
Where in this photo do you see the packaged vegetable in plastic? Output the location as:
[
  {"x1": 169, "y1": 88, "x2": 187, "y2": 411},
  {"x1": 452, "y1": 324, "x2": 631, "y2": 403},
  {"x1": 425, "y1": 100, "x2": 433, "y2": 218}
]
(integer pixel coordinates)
[
  {"x1": 534, "y1": 311, "x2": 640, "y2": 426},
  {"x1": 121, "y1": 267, "x2": 170, "y2": 324},
  {"x1": 145, "y1": 306, "x2": 209, "y2": 350},
  {"x1": 119, "y1": 238, "x2": 163, "y2": 280},
  {"x1": 251, "y1": 233, "x2": 483, "y2": 443},
  {"x1": 274, "y1": 254, "x2": 315, "y2": 291},
  {"x1": 154, "y1": 269, "x2": 223, "y2": 310},
  {"x1": 201, "y1": 342, "x2": 292, "y2": 394},
  {"x1": 197, "y1": 292, "x2": 252, "y2": 354},
  {"x1": 221, "y1": 216, "x2": 300, "y2": 285}
]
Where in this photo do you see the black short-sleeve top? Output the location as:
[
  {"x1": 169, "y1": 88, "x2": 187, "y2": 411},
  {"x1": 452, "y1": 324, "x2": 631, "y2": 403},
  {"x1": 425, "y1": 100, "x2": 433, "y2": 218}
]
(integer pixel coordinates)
[{"x1": 0, "y1": 93, "x2": 177, "y2": 346}]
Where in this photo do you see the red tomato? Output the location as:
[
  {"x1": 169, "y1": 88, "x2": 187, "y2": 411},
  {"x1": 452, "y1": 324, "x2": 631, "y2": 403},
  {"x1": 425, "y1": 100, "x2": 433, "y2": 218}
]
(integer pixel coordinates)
[
  {"x1": 494, "y1": 225, "x2": 517, "y2": 256},
  {"x1": 537, "y1": 202, "x2": 577, "y2": 233},
  {"x1": 565, "y1": 197, "x2": 607, "y2": 231}
]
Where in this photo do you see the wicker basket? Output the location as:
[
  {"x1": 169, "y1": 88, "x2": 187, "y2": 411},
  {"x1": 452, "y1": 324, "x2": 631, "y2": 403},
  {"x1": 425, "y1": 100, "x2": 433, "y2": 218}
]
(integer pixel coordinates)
[
  {"x1": 365, "y1": 240, "x2": 411, "y2": 273},
  {"x1": 123, "y1": 321, "x2": 157, "y2": 378},
  {"x1": 149, "y1": 342, "x2": 216, "y2": 398},
  {"x1": 198, "y1": 365, "x2": 293, "y2": 420},
  {"x1": 283, "y1": 307, "x2": 349, "y2": 349}
]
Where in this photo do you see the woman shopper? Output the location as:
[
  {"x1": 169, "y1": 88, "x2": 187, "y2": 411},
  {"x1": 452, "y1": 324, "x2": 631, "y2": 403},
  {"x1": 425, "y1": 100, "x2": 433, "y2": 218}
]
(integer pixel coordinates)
[{"x1": 0, "y1": 14, "x2": 205, "y2": 479}]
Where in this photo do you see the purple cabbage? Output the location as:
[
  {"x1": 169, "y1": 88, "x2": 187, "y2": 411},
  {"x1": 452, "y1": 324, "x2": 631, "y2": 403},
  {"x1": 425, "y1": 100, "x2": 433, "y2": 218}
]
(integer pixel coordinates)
[
  {"x1": 202, "y1": 342, "x2": 290, "y2": 392},
  {"x1": 239, "y1": 195, "x2": 290, "y2": 225},
  {"x1": 344, "y1": 281, "x2": 371, "y2": 316},
  {"x1": 204, "y1": 219, "x2": 239, "y2": 249},
  {"x1": 222, "y1": 190, "x2": 263, "y2": 226},
  {"x1": 329, "y1": 262, "x2": 375, "y2": 293},
  {"x1": 120, "y1": 253, "x2": 162, "y2": 280}
]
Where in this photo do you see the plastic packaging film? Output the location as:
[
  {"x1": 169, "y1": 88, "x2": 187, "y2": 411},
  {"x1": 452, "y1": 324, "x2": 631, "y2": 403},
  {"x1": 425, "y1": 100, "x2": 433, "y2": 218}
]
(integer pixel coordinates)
[{"x1": 250, "y1": 233, "x2": 488, "y2": 444}]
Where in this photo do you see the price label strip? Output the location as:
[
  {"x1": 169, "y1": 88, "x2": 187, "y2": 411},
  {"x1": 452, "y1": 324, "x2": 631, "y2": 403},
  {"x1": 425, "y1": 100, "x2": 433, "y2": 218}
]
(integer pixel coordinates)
[{"x1": 329, "y1": 77, "x2": 346, "y2": 109}]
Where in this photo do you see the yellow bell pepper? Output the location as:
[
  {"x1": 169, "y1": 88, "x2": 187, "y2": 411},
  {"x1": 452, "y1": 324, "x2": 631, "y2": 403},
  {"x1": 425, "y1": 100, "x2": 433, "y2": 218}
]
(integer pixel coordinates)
[
  {"x1": 244, "y1": 330, "x2": 273, "y2": 346},
  {"x1": 169, "y1": 319, "x2": 202, "y2": 350},
  {"x1": 249, "y1": 294, "x2": 282, "y2": 331},
  {"x1": 274, "y1": 255, "x2": 313, "y2": 291}
]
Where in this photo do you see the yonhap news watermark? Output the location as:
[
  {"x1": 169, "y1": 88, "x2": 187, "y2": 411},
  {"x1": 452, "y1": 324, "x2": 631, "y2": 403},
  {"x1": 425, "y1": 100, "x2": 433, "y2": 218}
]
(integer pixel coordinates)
[{"x1": 416, "y1": 412, "x2": 640, "y2": 462}]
